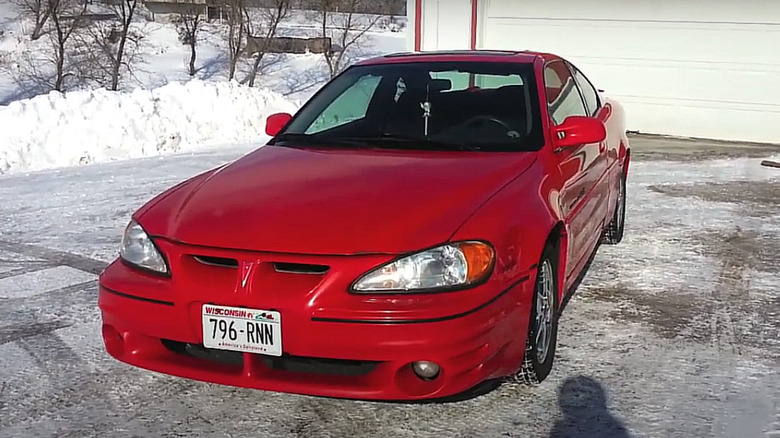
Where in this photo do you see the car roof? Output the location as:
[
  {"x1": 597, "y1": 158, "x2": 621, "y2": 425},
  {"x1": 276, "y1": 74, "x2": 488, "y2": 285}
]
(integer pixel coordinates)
[{"x1": 356, "y1": 50, "x2": 556, "y2": 66}]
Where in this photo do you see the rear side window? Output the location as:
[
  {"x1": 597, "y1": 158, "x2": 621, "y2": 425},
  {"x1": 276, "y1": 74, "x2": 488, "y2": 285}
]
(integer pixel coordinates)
[
  {"x1": 570, "y1": 65, "x2": 600, "y2": 116},
  {"x1": 544, "y1": 60, "x2": 587, "y2": 125}
]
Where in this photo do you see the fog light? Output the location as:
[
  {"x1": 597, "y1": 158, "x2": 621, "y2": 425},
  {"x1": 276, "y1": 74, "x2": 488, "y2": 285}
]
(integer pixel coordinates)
[{"x1": 411, "y1": 361, "x2": 440, "y2": 380}]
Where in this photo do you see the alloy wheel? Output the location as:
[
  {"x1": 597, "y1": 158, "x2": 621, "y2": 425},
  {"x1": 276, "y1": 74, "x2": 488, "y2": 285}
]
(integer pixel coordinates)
[{"x1": 535, "y1": 259, "x2": 555, "y2": 363}]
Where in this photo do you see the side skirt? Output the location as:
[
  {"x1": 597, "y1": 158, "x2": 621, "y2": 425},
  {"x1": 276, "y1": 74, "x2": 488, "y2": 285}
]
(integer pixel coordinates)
[{"x1": 558, "y1": 241, "x2": 601, "y2": 316}]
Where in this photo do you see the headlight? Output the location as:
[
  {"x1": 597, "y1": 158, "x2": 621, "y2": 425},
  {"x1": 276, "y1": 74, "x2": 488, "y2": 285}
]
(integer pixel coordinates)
[
  {"x1": 120, "y1": 220, "x2": 169, "y2": 275},
  {"x1": 351, "y1": 241, "x2": 495, "y2": 293}
]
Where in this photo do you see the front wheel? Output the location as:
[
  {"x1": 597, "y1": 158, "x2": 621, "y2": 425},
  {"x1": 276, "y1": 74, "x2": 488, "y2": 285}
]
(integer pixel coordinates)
[
  {"x1": 515, "y1": 244, "x2": 560, "y2": 385},
  {"x1": 602, "y1": 172, "x2": 626, "y2": 244}
]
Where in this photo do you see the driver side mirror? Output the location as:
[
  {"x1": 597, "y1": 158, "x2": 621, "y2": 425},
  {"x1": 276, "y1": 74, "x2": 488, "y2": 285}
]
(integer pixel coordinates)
[
  {"x1": 552, "y1": 116, "x2": 607, "y2": 149},
  {"x1": 265, "y1": 112, "x2": 293, "y2": 137}
]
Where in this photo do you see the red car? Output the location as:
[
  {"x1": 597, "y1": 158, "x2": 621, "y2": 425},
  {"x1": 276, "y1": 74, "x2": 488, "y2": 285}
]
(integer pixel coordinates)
[{"x1": 98, "y1": 50, "x2": 630, "y2": 401}]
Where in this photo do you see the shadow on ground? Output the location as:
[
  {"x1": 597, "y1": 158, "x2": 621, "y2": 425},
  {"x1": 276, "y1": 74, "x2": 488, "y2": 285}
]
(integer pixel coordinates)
[{"x1": 550, "y1": 375, "x2": 631, "y2": 438}]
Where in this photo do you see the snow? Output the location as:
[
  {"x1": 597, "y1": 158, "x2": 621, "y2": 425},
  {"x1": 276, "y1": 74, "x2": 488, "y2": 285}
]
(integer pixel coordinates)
[
  {"x1": 0, "y1": 80, "x2": 298, "y2": 174},
  {"x1": 0, "y1": 2, "x2": 406, "y2": 175}
]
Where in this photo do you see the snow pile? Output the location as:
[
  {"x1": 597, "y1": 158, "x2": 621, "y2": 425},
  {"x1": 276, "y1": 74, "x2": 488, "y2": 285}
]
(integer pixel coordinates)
[{"x1": 0, "y1": 80, "x2": 299, "y2": 174}]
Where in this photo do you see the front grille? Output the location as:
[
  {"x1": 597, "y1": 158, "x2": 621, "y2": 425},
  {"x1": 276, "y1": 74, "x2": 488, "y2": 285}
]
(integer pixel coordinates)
[
  {"x1": 192, "y1": 255, "x2": 239, "y2": 268},
  {"x1": 272, "y1": 262, "x2": 330, "y2": 275},
  {"x1": 161, "y1": 339, "x2": 243, "y2": 366},
  {"x1": 161, "y1": 340, "x2": 378, "y2": 376},
  {"x1": 260, "y1": 355, "x2": 378, "y2": 376}
]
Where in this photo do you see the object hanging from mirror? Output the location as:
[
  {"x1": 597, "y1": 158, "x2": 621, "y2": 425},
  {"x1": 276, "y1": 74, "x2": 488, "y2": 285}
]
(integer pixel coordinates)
[{"x1": 420, "y1": 101, "x2": 432, "y2": 135}]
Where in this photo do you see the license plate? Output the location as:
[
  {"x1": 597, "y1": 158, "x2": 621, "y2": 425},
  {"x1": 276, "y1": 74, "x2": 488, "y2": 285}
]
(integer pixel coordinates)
[{"x1": 201, "y1": 304, "x2": 282, "y2": 357}]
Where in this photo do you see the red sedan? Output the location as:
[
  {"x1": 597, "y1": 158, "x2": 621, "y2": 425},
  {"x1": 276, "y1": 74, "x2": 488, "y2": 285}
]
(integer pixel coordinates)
[{"x1": 98, "y1": 50, "x2": 630, "y2": 401}]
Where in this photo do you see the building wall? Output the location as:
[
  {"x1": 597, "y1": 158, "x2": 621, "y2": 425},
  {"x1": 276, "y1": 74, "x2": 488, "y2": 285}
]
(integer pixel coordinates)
[
  {"x1": 407, "y1": 0, "x2": 472, "y2": 52},
  {"x1": 144, "y1": 2, "x2": 207, "y2": 22},
  {"x1": 412, "y1": 0, "x2": 780, "y2": 143}
]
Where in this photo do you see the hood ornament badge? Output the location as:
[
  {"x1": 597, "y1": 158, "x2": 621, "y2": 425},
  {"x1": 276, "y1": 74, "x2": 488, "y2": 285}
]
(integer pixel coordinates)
[{"x1": 236, "y1": 260, "x2": 257, "y2": 292}]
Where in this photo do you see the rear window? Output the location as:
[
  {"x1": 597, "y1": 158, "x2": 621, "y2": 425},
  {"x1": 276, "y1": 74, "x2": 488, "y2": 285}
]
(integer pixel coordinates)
[{"x1": 430, "y1": 71, "x2": 524, "y2": 91}]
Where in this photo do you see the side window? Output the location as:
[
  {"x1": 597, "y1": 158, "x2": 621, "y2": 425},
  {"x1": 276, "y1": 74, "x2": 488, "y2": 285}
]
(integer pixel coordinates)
[
  {"x1": 306, "y1": 75, "x2": 382, "y2": 134},
  {"x1": 570, "y1": 65, "x2": 600, "y2": 116},
  {"x1": 544, "y1": 61, "x2": 587, "y2": 125}
]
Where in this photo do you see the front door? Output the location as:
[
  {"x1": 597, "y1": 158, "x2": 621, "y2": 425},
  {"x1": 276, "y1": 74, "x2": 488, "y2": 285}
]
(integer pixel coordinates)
[{"x1": 544, "y1": 60, "x2": 608, "y2": 285}]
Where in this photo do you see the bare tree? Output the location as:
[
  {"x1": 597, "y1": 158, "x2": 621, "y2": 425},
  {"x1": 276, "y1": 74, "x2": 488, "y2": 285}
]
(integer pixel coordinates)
[
  {"x1": 318, "y1": 0, "x2": 384, "y2": 78},
  {"x1": 13, "y1": 0, "x2": 51, "y2": 40},
  {"x1": 75, "y1": 16, "x2": 145, "y2": 90},
  {"x1": 223, "y1": 0, "x2": 248, "y2": 81},
  {"x1": 108, "y1": 0, "x2": 139, "y2": 90},
  {"x1": 176, "y1": 7, "x2": 203, "y2": 76},
  {"x1": 279, "y1": 63, "x2": 328, "y2": 96},
  {"x1": 48, "y1": 0, "x2": 88, "y2": 91},
  {"x1": 243, "y1": 0, "x2": 289, "y2": 87},
  {"x1": 9, "y1": 1, "x2": 89, "y2": 96},
  {"x1": 9, "y1": 51, "x2": 54, "y2": 99},
  {"x1": 74, "y1": 0, "x2": 142, "y2": 90}
]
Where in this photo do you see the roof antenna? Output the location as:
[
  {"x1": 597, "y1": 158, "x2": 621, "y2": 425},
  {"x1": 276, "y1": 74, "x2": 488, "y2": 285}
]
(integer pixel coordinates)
[{"x1": 420, "y1": 84, "x2": 432, "y2": 137}]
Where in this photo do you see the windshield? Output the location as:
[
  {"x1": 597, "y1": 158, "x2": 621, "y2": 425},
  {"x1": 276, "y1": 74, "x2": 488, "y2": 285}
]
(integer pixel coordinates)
[{"x1": 274, "y1": 61, "x2": 544, "y2": 152}]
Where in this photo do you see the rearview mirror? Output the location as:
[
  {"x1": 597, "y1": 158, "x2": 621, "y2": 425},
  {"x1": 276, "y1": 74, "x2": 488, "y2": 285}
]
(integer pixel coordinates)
[
  {"x1": 265, "y1": 112, "x2": 293, "y2": 137},
  {"x1": 429, "y1": 79, "x2": 452, "y2": 92},
  {"x1": 552, "y1": 116, "x2": 607, "y2": 149}
]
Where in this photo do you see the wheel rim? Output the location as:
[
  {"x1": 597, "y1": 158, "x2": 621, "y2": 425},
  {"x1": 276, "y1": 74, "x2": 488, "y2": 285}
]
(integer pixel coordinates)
[{"x1": 535, "y1": 259, "x2": 555, "y2": 363}]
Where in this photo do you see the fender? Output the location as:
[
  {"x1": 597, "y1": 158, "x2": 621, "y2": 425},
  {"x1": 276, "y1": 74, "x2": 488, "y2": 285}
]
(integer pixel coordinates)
[{"x1": 449, "y1": 159, "x2": 561, "y2": 286}]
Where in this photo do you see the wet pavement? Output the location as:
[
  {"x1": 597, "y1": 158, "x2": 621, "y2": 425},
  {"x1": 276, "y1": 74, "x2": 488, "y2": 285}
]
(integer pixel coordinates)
[{"x1": 0, "y1": 137, "x2": 778, "y2": 437}]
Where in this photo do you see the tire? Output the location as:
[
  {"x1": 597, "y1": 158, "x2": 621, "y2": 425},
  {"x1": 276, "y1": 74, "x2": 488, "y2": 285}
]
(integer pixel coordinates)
[
  {"x1": 516, "y1": 244, "x2": 560, "y2": 385},
  {"x1": 602, "y1": 172, "x2": 626, "y2": 244}
]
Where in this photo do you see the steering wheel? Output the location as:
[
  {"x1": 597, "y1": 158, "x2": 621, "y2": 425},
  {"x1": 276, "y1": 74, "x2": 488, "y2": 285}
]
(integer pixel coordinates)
[{"x1": 462, "y1": 115, "x2": 514, "y2": 133}]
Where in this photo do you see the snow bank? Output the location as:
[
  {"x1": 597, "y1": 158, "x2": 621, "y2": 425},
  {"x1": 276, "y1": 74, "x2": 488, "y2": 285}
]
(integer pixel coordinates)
[{"x1": 0, "y1": 80, "x2": 299, "y2": 175}]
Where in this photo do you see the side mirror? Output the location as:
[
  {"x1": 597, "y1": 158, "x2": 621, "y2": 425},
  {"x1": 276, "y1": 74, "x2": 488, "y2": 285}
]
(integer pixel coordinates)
[
  {"x1": 265, "y1": 112, "x2": 293, "y2": 137},
  {"x1": 552, "y1": 116, "x2": 607, "y2": 149}
]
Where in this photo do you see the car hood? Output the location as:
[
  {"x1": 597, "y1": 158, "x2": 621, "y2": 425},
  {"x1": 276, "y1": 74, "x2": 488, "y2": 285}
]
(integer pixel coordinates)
[{"x1": 137, "y1": 145, "x2": 536, "y2": 255}]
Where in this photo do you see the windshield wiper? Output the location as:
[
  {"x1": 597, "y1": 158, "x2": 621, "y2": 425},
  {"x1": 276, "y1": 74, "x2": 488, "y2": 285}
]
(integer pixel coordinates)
[
  {"x1": 343, "y1": 134, "x2": 480, "y2": 151},
  {"x1": 273, "y1": 133, "x2": 329, "y2": 145},
  {"x1": 274, "y1": 133, "x2": 481, "y2": 151},
  {"x1": 272, "y1": 133, "x2": 375, "y2": 149}
]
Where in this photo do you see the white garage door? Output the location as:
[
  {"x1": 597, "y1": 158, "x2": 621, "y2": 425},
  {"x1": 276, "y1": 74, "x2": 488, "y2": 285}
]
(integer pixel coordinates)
[
  {"x1": 478, "y1": 0, "x2": 780, "y2": 143},
  {"x1": 421, "y1": 0, "x2": 473, "y2": 51}
]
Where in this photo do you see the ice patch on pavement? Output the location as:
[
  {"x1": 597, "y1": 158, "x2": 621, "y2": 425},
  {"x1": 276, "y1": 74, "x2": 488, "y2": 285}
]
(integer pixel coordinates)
[
  {"x1": 749, "y1": 270, "x2": 780, "y2": 300},
  {"x1": 0, "y1": 80, "x2": 299, "y2": 175},
  {"x1": 0, "y1": 342, "x2": 51, "y2": 406},
  {"x1": 590, "y1": 156, "x2": 780, "y2": 297},
  {"x1": 0, "y1": 249, "x2": 47, "y2": 274},
  {"x1": 0, "y1": 266, "x2": 95, "y2": 299}
]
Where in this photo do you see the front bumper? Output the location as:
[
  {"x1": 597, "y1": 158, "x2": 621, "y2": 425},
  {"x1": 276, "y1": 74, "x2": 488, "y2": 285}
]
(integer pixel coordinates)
[{"x1": 98, "y1": 244, "x2": 534, "y2": 401}]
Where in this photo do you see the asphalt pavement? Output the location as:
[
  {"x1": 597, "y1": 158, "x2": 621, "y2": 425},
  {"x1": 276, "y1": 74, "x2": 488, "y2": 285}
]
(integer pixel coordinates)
[{"x1": 0, "y1": 138, "x2": 779, "y2": 437}]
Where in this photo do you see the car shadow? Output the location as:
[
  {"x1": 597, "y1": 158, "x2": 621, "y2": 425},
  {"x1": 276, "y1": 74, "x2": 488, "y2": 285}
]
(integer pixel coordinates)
[{"x1": 550, "y1": 375, "x2": 631, "y2": 438}]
